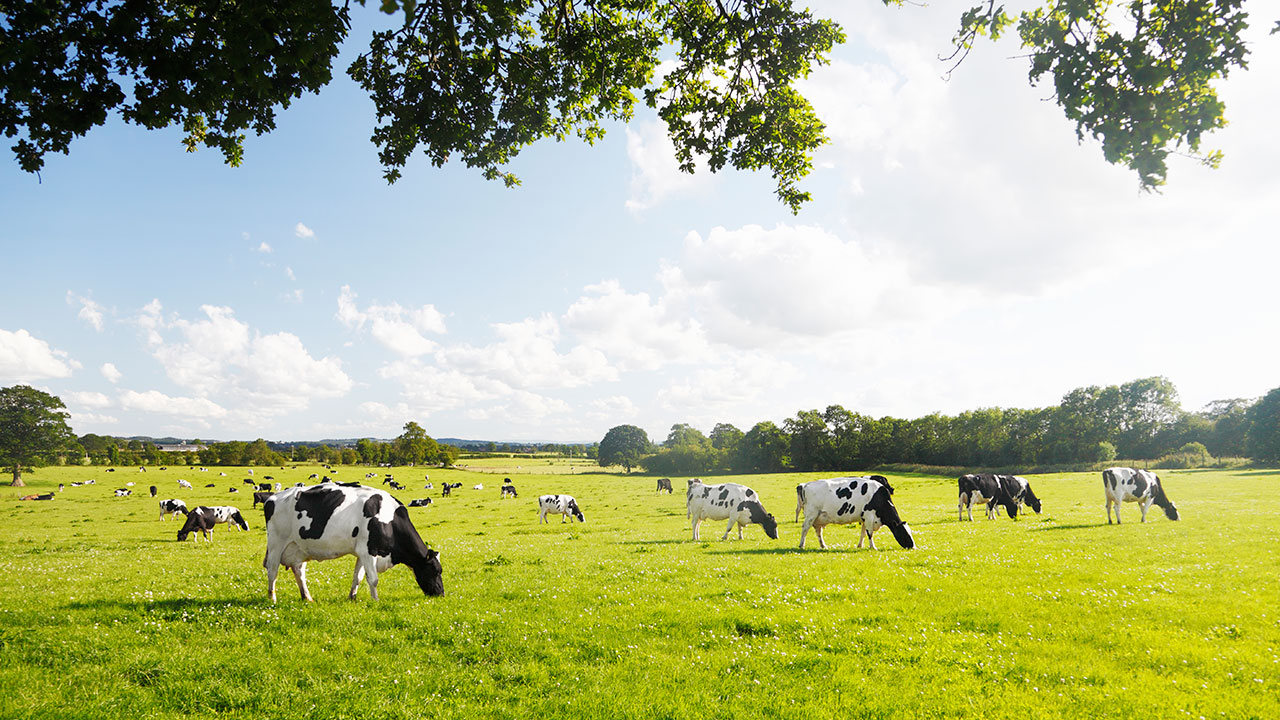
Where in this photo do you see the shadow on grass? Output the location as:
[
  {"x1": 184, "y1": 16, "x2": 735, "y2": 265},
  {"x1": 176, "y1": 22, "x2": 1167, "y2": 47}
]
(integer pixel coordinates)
[
  {"x1": 616, "y1": 539, "x2": 686, "y2": 546},
  {"x1": 703, "y1": 545, "x2": 890, "y2": 556},
  {"x1": 1029, "y1": 522, "x2": 1110, "y2": 532},
  {"x1": 62, "y1": 596, "x2": 267, "y2": 612}
]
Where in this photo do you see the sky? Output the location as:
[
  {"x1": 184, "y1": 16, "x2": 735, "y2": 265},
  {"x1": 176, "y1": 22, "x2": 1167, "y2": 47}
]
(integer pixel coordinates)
[{"x1": 2, "y1": 2, "x2": 1278, "y2": 444}]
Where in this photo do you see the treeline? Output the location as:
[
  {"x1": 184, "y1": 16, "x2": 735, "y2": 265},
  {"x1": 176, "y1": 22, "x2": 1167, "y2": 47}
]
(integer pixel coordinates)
[
  {"x1": 70, "y1": 422, "x2": 460, "y2": 468},
  {"x1": 601, "y1": 377, "x2": 1280, "y2": 475}
]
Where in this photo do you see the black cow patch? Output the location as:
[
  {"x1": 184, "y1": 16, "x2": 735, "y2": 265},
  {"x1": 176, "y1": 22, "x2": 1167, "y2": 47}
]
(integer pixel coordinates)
[
  {"x1": 860, "y1": 483, "x2": 868, "y2": 496},
  {"x1": 835, "y1": 485, "x2": 853, "y2": 500},
  {"x1": 295, "y1": 486, "x2": 345, "y2": 539},
  {"x1": 745, "y1": 489, "x2": 755, "y2": 497},
  {"x1": 363, "y1": 493, "x2": 382, "y2": 519},
  {"x1": 1131, "y1": 473, "x2": 1148, "y2": 496},
  {"x1": 352, "y1": 526, "x2": 359, "y2": 537},
  {"x1": 718, "y1": 488, "x2": 730, "y2": 500},
  {"x1": 263, "y1": 499, "x2": 275, "y2": 524}
]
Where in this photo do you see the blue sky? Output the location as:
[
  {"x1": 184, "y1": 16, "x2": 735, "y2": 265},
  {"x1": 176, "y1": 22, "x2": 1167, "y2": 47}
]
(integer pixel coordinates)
[{"x1": 3, "y1": 3, "x2": 1279, "y2": 444}]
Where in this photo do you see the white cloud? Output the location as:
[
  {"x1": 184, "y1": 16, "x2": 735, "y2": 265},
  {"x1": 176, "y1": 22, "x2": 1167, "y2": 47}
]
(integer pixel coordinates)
[
  {"x1": 69, "y1": 411, "x2": 118, "y2": 426},
  {"x1": 119, "y1": 389, "x2": 228, "y2": 418},
  {"x1": 66, "y1": 291, "x2": 106, "y2": 332},
  {"x1": 100, "y1": 362, "x2": 123, "y2": 384},
  {"x1": 68, "y1": 391, "x2": 112, "y2": 408},
  {"x1": 285, "y1": 267, "x2": 297, "y2": 282},
  {"x1": 257, "y1": 241, "x2": 273, "y2": 253},
  {"x1": 564, "y1": 279, "x2": 709, "y2": 372},
  {"x1": 657, "y1": 353, "x2": 800, "y2": 416},
  {"x1": 587, "y1": 395, "x2": 639, "y2": 421},
  {"x1": 295, "y1": 222, "x2": 315, "y2": 239},
  {"x1": 336, "y1": 285, "x2": 446, "y2": 358},
  {"x1": 624, "y1": 121, "x2": 709, "y2": 212},
  {"x1": 0, "y1": 328, "x2": 76, "y2": 382},
  {"x1": 437, "y1": 314, "x2": 616, "y2": 390}
]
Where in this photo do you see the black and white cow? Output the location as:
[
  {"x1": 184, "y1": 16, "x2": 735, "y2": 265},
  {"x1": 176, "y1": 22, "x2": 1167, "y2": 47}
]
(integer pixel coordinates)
[
  {"x1": 149, "y1": 485, "x2": 158, "y2": 497},
  {"x1": 115, "y1": 488, "x2": 131, "y2": 497},
  {"x1": 177, "y1": 506, "x2": 249, "y2": 541},
  {"x1": 177, "y1": 479, "x2": 192, "y2": 489},
  {"x1": 795, "y1": 474, "x2": 893, "y2": 521},
  {"x1": 408, "y1": 498, "x2": 432, "y2": 507},
  {"x1": 796, "y1": 476, "x2": 914, "y2": 550},
  {"x1": 957, "y1": 474, "x2": 1021, "y2": 521},
  {"x1": 1103, "y1": 467, "x2": 1179, "y2": 524},
  {"x1": 262, "y1": 484, "x2": 444, "y2": 602},
  {"x1": 656, "y1": 477, "x2": 673, "y2": 494},
  {"x1": 1002, "y1": 475, "x2": 1042, "y2": 516},
  {"x1": 538, "y1": 494, "x2": 585, "y2": 524},
  {"x1": 258, "y1": 483, "x2": 272, "y2": 492},
  {"x1": 500, "y1": 485, "x2": 518, "y2": 499},
  {"x1": 441, "y1": 482, "x2": 462, "y2": 497},
  {"x1": 252, "y1": 491, "x2": 274, "y2": 508},
  {"x1": 686, "y1": 479, "x2": 778, "y2": 541},
  {"x1": 158, "y1": 499, "x2": 188, "y2": 520}
]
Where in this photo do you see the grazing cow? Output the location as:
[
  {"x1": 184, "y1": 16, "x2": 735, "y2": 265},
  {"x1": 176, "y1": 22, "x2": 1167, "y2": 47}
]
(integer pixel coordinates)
[
  {"x1": 686, "y1": 479, "x2": 778, "y2": 541},
  {"x1": 794, "y1": 474, "x2": 894, "y2": 521},
  {"x1": 177, "y1": 479, "x2": 192, "y2": 489},
  {"x1": 58, "y1": 483, "x2": 64, "y2": 492},
  {"x1": 115, "y1": 488, "x2": 131, "y2": 496},
  {"x1": 472, "y1": 484, "x2": 484, "y2": 491},
  {"x1": 205, "y1": 483, "x2": 216, "y2": 488},
  {"x1": 409, "y1": 498, "x2": 432, "y2": 507},
  {"x1": 243, "y1": 478, "x2": 256, "y2": 485},
  {"x1": 388, "y1": 481, "x2": 405, "y2": 491},
  {"x1": 538, "y1": 495, "x2": 585, "y2": 524},
  {"x1": 441, "y1": 482, "x2": 462, "y2": 497},
  {"x1": 797, "y1": 476, "x2": 915, "y2": 550},
  {"x1": 219, "y1": 472, "x2": 226, "y2": 476},
  {"x1": 263, "y1": 476, "x2": 274, "y2": 481},
  {"x1": 228, "y1": 487, "x2": 239, "y2": 493},
  {"x1": 177, "y1": 506, "x2": 249, "y2": 541},
  {"x1": 309, "y1": 473, "x2": 319, "y2": 480},
  {"x1": 125, "y1": 481, "x2": 135, "y2": 487},
  {"x1": 656, "y1": 477, "x2": 673, "y2": 494},
  {"x1": 253, "y1": 491, "x2": 274, "y2": 508},
  {"x1": 1103, "y1": 467, "x2": 1179, "y2": 524},
  {"x1": 1002, "y1": 475, "x2": 1042, "y2": 516},
  {"x1": 423, "y1": 482, "x2": 433, "y2": 489},
  {"x1": 106, "y1": 468, "x2": 115, "y2": 472},
  {"x1": 957, "y1": 474, "x2": 1021, "y2": 521},
  {"x1": 274, "y1": 482, "x2": 281, "y2": 492},
  {"x1": 500, "y1": 485, "x2": 518, "y2": 499},
  {"x1": 158, "y1": 499, "x2": 188, "y2": 520},
  {"x1": 295, "y1": 482, "x2": 305, "y2": 488},
  {"x1": 149, "y1": 485, "x2": 158, "y2": 497},
  {"x1": 262, "y1": 485, "x2": 444, "y2": 602},
  {"x1": 258, "y1": 483, "x2": 272, "y2": 492}
]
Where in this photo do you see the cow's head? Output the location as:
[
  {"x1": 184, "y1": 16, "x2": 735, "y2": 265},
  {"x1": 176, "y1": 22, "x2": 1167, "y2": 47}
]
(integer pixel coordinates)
[
  {"x1": 1025, "y1": 493, "x2": 1042, "y2": 514},
  {"x1": 569, "y1": 500, "x2": 585, "y2": 523},
  {"x1": 176, "y1": 509, "x2": 207, "y2": 541},
  {"x1": 890, "y1": 522, "x2": 915, "y2": 549},
  {"x1": 410, "y1": 549, "x2": 445, "y2": 596},
  {"x1": 1162, "y1": 502, "x2": 1180, "y2": 521},
  {"x1": 743, "y1": 500, "x2": 778, "y2": 539}
]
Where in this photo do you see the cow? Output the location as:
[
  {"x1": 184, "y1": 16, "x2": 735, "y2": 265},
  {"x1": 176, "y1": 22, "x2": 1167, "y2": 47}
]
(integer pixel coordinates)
[
  {"x1": 423, "y1": 482, "x2": 434, "y2": 489},
  {"x1": 258, "y1": 483, "x2": 272, "y2": 492},
  {"x1": 149, "y1": 485, "x2": 158, "y2": 497},
  {"x1": 472, "y1": 484, "x2": 484, "y2": 491},
  {"x1": 262, "y1": 485, "x2": 444, "y2": 602},
  {"x1": 177, "y1": 479, "x2": 192, "y2": 489},
  {"x1": 58, "y1": 483, "x2": 64, "y2": 492},
  {"x1": 115, "y1": 488, "x2": 131, "y2": 496},
  {"x1": 686, "y1": 479, "x2": 778, "y2": 541},
  {"x1": 500, "y1": 485, "x2": 518, "y2": 499},
  {"x1": 1103, "y1": 467, "x2": 1179, "y2": 524},
  {"x1": 388, "y1": 481, "x2": 405, "y2": 491},
  {"x1": 205, "y1": 483, "x2": 216, "y2": 488},
  {"x1": 274, "y1": 482, "x2": 281, "y2": 492},
  {"x1": 538, "y1": 495, "x2": 585, "y2": 524},
  {"x1": 177, "y1": 505, "x2": 249, "y2": 541},
  {"x1": 253, "y1": 491, "x2": 274, "y2": 508},
  {"x1": 656, "y1": 477, "x2": 673, "y2": 494},
  {"x1": 408, "y1": 498, "x2": 432, "y2": 507},
  {"x1": 158, "y1": 499, "x2": 188, "y2": 520},
  {"x1": 243, "y1": 478, "x2": 256, "y2": 485},
  {"x1": 795, "y1": 474, "x2": 894, "y2": 521},
  {"x1": 441, "y1": 482, "x2": 462, "y2": 497},
  {"x1": 20, "y1": 493, "x2": 54, "y2": 501},
  {"x1": 1002, "y1": 475, "x2": 1042, "y2": 516},
  {"x1": 957, "y1": 474, "x2": 1021, "y2": 521},
  {"x1": 797, "y1": 476, "x2": 915, "y2": 550}
]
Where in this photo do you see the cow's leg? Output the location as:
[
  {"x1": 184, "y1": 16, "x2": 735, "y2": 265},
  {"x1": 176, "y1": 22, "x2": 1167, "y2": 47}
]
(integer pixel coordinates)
[
  {"x1": 1140, "y1": 498, "x2": 1151, "y2": 523},
  {"x1": 958, "y1": 495, "x2": 965, "y2": 522},
  {"x1": 349, "y1": 561, "x2": 367, "y2": 600},
  {"x1": 815, "y1": 524, "x2": 827, "y2": 550},
  {"x1": 539, "y1": 510, "x2": 547, "y2": 524},
  {"x1": 799, "y1": 516, "x2": 813, "y2": 548},
  {"x1": 1113, "y1": 500, "x2": 1122, "y2": 525},
  {"x1": 293, "y1": 562, "x2": 313, "y2": 602},
  {"x1": 266, "y1": 559, "x2": 280, "y2": 603},
  {"x1": 721, "y1": 517, "x2": 735, "y2": 541},
  {"x1": 691, "y1": 517, "x2": 701, "y2": 541},
  {"x1": 865, "y1": 526, "x2": 878, "y2": 550}
]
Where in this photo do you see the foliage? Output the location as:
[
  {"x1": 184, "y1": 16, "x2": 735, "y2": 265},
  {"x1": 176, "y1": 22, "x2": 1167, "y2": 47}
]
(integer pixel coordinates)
[
  {"x1": 0, "y1": 384, "x2": 75, "y2": 485},
  {"x1": 957, "y1": 0, "x2": 1252, "y2": 190},
  {"x1": 1245, "y1": 387, "x2": 1280, "y2": 463},
  {"x1": 1153, "y1": 441, "x2": 1212, "y2": 469},
  {"x1": 1, "y1": 465, "x2": 1277, "y2": 719},
  {"x1": 4, "y1": 1, "x2": 1264, "y2": 208},
  {"x1": 597, "y1": 424, "x2": 652, "y2": 472}
]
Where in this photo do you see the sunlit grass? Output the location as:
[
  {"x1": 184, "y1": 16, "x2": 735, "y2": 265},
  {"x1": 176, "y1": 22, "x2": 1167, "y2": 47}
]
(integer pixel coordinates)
[{"x1": 1, "y1": 464, "x2": 1276, "y2": 718}]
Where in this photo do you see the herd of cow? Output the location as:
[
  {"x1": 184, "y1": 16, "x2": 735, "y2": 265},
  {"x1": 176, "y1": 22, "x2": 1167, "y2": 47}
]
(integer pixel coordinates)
[{"x1": 64, "y1": 464, "x2": 1178, "y2": 603}]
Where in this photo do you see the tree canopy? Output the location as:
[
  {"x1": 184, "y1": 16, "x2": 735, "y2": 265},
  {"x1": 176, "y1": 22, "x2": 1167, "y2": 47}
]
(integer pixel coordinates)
[
  {"x1": 0, "y1": 385, "x2": 75, "y2": 486},
  {"x1": 1, "y1": 1, "x2": 1264, "y2": 209},
  {"x1": 597, "y1": 424, "x2": 651, "y2": 472}
]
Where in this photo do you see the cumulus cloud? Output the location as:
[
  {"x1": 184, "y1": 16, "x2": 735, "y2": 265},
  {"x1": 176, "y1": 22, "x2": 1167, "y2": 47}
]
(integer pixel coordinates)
[
  {"x1": 0, "y1": 328, "x2": 77, "y2": 382},
  {"x1": 564, "y1": 280, "x2": 709, "y2": 372},
  {"x1": 101, "y1": 362, "x2": 123, "y2": 383},
  {"x1": 257, "y1": 241, "x2": 273, "y2": 253},
  {"x1": 624, "y1": 121, "x2": 709, "y2": 212},
  {"x1": 66, "y1": 291, "x2": 106, "y2": 332},
  {"x1": 437, "y1": 314, "x2": 616, "y2": 390},
  {"x1": 70, "y1": 411, "x2": 118, "y2": 426},
  {"x1": 656, "y1": 353, "x2": 800, "y2": 415},
  {"x1": 336, "y1": 285, "x2": 446, "y2": 358},
  {"x1": 68, "y1": 391, "x2": 112, "y2": 408},
  {"x1": 587, "y1": 395, "x2": 639, "y2": 421},
  {"x1": 119, "y1": 389, "x2": 228, "y2": 418},
  {"x1": 295, "y1": 222, "x2": 315, "y2": 239}
]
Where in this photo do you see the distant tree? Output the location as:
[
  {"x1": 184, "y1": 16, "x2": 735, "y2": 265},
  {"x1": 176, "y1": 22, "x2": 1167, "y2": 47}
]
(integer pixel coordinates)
[
  {"x1": 1200, "y1": 398, "x2": 1256, "y2": 458},
  {"x1": 598, "y1": 425, "x2": 652, "y2": 473},
  {"x1": 1245, "y1": 388, "x2": 1280, "y2": 463},
  {"x1": 664, "y1": 423, "x2": 710, "y2": 449},
  {"x1": 785, "y1": 409, "x2": 833, "y2": 471},
  {"x1": 709, "y1": 423, "x2": 744, "y2": 452},
  {"x1": 735, "y1": 421, "x2": 789, "y2": 473},
  {"x1": 393, "y1": 421, "x2": 440, "y2": 465},
  {"x1": 0, "y1": 385, "x2": 75, "y2": 486}
]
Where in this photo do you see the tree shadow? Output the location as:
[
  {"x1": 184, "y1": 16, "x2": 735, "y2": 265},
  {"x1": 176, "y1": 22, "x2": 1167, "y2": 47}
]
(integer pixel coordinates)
[
  {"x1": 62, "y1": 596, "x2": 266, "y2": 612},
  {"x1": 1029, "y1": 522, "x2": 1110, "y2": 532},
  {"x1": 617, "y1": 538, "x2": 687, "y2": 546}
]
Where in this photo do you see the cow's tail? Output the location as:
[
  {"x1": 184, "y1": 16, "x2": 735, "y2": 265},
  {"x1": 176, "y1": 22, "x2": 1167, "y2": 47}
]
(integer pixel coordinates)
[
  {"x1": 794, "y1": 484, "x2": 805, "y2": 523},
  {"x1": 1151, "y1": 476, "x2": 1180, "y2": 520}
]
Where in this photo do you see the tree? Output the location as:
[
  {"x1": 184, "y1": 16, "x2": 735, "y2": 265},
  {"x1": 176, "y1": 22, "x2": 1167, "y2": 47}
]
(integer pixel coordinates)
[
  {"x1": 598, "y1": 425, "x2": 651, "y2": 473},
  {"x1": 734, "y1": 421, "x2": 789, "y2": 473},
  {"x1": 1245, "y1": 387, "x2": 1280, "y2": 463},
  {"x1": 393, "y1": 421, "x2": 439, "y2": 465},
  {"x1": 0, "y1": 385, "x2": 75, "y2": 486},
  {"x1": 3, "y1": 2, "x2": 1257, "y2": 210}
]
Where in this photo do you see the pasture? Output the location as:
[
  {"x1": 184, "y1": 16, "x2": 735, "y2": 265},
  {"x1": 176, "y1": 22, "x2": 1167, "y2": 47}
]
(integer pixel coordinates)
[{"x1": 1, "y1": 465, "x2": 1276, "y2": 719}]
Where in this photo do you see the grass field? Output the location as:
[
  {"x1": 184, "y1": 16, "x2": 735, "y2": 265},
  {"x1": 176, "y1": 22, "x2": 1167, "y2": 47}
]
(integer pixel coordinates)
[{"x1": 1, "y1": 465, "x2": 1276, "y2": 719}]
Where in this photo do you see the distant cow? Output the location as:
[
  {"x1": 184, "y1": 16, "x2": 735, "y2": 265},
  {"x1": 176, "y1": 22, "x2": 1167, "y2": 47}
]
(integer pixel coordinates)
[
  {"x1": 409, "y1": 498, "x2": 433, "y2": 507},
  {"x1": 262, "y1": 485, "x2": 444, "y2": 602},
  {"x1": 20, "y1": 493, "x2": 54, "y2": 501},
  {"x1": 1103, "y1": 467, "x2": 1179, "y2": 523},
  {"x1": 656, "y1": 478, "x2": 673, "y2": 494},
  {"x1": 957, "y1": 474, "x2": 1021, "y2": 521},
  {"x1": 686, "y1": 479, "x2": 778, "y2": 541},
  {"x1": 441, "y1": 482, "x2": 462, "y2": 497},
  {"x1": 388, "y1": 481, "x2": 405, "y2": 491},
  {"x1": 243, "y1": 478, "x2": 256, "y2": 485},
  {"x1": 149, "y1": 485, "x2": 158, "y2": 497},
  {"x1": 538, "y1": 494, "x2": 585, "y2": 524},
  {"x1": 177, "y1": 506, "x2": 249, "y2": 541},
  {"x1": 500, "y1": 485, "x2": 518, "y2": 499},
  {"x1": 472, "y1": 484, "x2": 484, "y2": 491},
  {"x1": 796, "y1": 476, "x2": 914, "y2": 550},
  {"x1": 177, "y1": 479, "x2": 192, "y2": 489},
  {"x1": 423, "y1": 482, "x2": 433, "y2": 489},
  {"x1": 258, "y1": 483, "x2": 272, "y2": 492},
  {"x1": 253, "y1": 491, "x2": 274, "y2": 508},
  {"x1": 115, "y1": 488, "x2": 131, "y2": 497},
  {"x1": 158, "y1": 499, "x2": 188, "y2": 520}
]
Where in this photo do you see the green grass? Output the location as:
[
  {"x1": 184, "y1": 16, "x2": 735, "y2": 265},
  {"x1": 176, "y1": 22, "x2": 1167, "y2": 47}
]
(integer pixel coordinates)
[{"x1": 1, "y1": 465, "x2": 1276, "y2": 718}]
